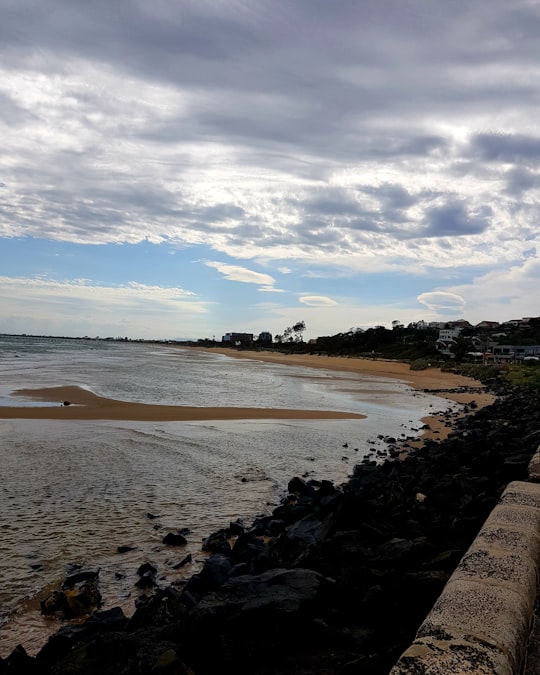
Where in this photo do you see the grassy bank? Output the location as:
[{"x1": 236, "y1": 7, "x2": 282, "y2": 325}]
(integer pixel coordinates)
[{"x1": 441, "y1": 361, "x2": 540, "y2": 389}]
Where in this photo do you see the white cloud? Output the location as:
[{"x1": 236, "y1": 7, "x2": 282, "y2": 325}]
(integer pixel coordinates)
[
  {"x1": 0, "y1": 276, "x2": 208, "y2": 339},
  {"x1": 299, "y1": 295, "x2": 338, "y2": 307},
  {"x1": 440, "y1": 256, "x2": 540, "y2": 321},
  {"x1": 258, "y1": 285, "x2": 285, "y2": 293},
  {"x1": 417, "y1": 291, "x2": 466, "y2": 315},
  {"x1": 205, "y1": 262, "x2": 276, "y2": 286}
]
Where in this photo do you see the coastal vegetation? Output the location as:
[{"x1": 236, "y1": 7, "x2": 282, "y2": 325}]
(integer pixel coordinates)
[{"x1": 442, "y1": 362, "x2": 540, "y2": 389}]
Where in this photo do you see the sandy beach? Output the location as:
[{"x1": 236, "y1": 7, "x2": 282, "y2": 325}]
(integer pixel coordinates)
[
  {"x1": 1, "y1": 348, "x2": 495, "y2": 441},
  {"x1": 184, "y1": 347, "x2": 496, "y2": 443},
  {"x1": 195, "y1": 347, "x2": 493, "y2": 403}
]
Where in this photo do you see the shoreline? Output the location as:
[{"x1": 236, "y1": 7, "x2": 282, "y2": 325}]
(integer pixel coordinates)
[
  {"x1": 20, "y1": 385, "x2": 539, "y2": 674},
  {"x1": 183, "y1": 347, "x2": 496, "y2": 442},
  {"x1": 0, "y1": 349, "x2": 496, "y2": 441}
]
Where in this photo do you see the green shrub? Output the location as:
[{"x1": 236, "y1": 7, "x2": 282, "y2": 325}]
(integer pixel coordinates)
[{"x1": 409, "y1": 358, "x2": 433, "y2": 371}]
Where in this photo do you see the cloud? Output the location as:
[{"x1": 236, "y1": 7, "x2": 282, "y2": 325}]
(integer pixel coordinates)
[
  {"x1": 258, "y1": 286, "x2": 285, "y2": 293},
  {"x1": 470, "y1": 133, "x2": 540, "y2": 163},
  {"x1": 438, "y1": 256, "x2": 540, "y2": 321},
  {"x1": 504, "y1": 167, "x2": 540, "y2": 196},
  {"x1": 299, "y1": 295, "x2": 338, "y2": 307},
  {"x1": 0, "y1": 276, "x2": 208, "y2": 338},
  {"x1": 417, "y1": 291, "x2": 466, "y2": 315},
  {"x1": 205, "y1": 261, "x2": 276, "y2": 286},
  {"x1": 1, "y1": 1, "x2": 540, "y2": 337},
  {"x1": 422, "y1": 201, "x2": 491, "y2": 237}
]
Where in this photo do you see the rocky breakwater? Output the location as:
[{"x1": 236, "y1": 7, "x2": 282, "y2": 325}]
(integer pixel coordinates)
[{"x1": 2, "y1": 385, "x2": 540, "y2": 675}]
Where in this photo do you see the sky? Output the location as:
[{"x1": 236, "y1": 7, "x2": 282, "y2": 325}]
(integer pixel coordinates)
[{"x1": 1, "y1": 0, "x2": 539, "y2": 340}]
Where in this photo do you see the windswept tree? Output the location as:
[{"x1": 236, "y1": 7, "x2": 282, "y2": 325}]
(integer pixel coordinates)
[
  {"x1": 292, "y1": 320, "x2": 306, "y2": 342},
  {"x1": 278, "y1": 321, "x2": 307, "y2": 345}
]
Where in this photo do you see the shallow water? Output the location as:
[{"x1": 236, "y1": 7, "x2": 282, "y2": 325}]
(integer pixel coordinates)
[{"x1": 0, "y1": 337, "x2": 455, "y2": 656}]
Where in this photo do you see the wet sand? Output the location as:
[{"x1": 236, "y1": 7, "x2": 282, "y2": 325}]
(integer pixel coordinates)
[
  {"x1": 0, "y1": 348, "x2": 495, "y2": 435},
  {"x1": 185, "y1": 347, "x2": 496, "y2": 442},
  {"x1": 2, "y1": 385, "x2": 366, "y2": 421}
]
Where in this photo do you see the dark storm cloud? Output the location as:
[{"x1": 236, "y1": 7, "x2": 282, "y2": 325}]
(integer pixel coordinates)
[
  {"x1": 299, "y1": 189, "x2": 370, "y2": 218},
  {"x1": 363, "y1": 184, "x2": 417, "y2": 212},
  {"x1": 423, "y1": 202, "x2": 491, "y2": 237},
  {"x1": 367, "y1": 136, "x2": 449, "y2": 159},
  {"x1": 504, "y1": 168, "x2": 540, "y2": 196},
  {"x1": 470, "y1": 133, "x2": 540, "y2": 163}
]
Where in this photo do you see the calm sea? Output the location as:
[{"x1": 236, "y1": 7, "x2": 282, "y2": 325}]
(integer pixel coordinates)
[{"x1": 0, "y1": 335, "x2": 452, "y2": 656}]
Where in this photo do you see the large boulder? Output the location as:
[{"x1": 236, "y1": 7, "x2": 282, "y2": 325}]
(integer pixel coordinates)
[
  {"x1": 183, "y1": 568, "x2": 336, "y2": 671},
  {"x1": 41, "y1": 570, "x2": 101, "y2": 618}
]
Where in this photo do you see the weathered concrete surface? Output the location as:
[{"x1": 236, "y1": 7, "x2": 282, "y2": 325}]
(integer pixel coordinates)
[
  {"x1": 527, "y1": 444, "x2": 540, "y2": 482},
  {"x1": 391, "y1": 481, "x2": 540, "y2": 674}
]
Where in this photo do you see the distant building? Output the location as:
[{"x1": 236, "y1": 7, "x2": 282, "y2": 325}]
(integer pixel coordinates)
[
  {"x1": 222, "y1": 332, "x2": 254, "y2": 347},
  {"x1": 448, "y1": 319, "x2": 473, "y2": 330},
  {"x1": 475, "y1": 321, "x2": 500, "y2": 330},
  {"x1": 489, "y1": 344, "x2": 540, "y2": 362},
  {"x1": 438, "y1": 328, "x2": 462, "y2": 342},
  {"x1": 257, "y1": 331, "x2": 273, "y2": 344},
  {"x1": 436, "y1": 327, "x2": 462, "y2": 356}
]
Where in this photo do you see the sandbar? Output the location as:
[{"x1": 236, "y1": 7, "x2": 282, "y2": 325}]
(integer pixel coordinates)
[
  {"x1": 3, "y1": 385, "x2": 365, "y2": 422},
  {"x1": 0, "y1": 349, "x2": 495, "y2": 437}
]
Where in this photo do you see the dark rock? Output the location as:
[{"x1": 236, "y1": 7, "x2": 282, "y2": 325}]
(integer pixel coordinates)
[
  {"x1": 266, "y1": 518, "x2": 286, "y2": 536},
  {"x1": 128, "y1": 587, "x2": 188, "y2": 629},
  {"x1": 228, "y1": 562, "x2": 250, "y2": 578},
  {"x1": 201, "y1": 529, "x2": 231, "y2": 554},
  {"x1": 227, "y1": 519, "x2": 245, "y2": 536},
  {"x1": 135, "y1": 573, "x2": 157, "y2": 589},
  {"x1": 41, "y1": 570, "x2": 101, "y2": 618},
  {"x1": 231, "y1": 532, "x2": 266, "y2": 564},
  {"x1": 2, "y1": 645, "x2": 42, "y2": 674},
  {"x1": 40, "y1": 589, "x2": 68, "y2": 616},
  {"x1": 117, "y1": 545, "x2": 136, "y2": 553},
  {"x1": 137, "y1": 562, "x2": 158, "y2": 577},
  {"x1": 170, "y1": 554, "x2": 192, "y2": 569},
  {"x1": 198, "y1": 553, "x2": 233, "y2": 589},
  {"x1": 287, "y1": 476, "x2": 313, "y2": 495},
  {"x1": 162, "y1": 532, "x2": 188, "y2": 547}
]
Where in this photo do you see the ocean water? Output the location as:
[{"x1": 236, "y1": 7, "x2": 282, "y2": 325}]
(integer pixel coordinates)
[{"x1": 0, "y1": 336, "x2": 454, "y2": 656}]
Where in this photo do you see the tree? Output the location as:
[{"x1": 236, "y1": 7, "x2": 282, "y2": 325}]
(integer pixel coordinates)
[
  {"x1": 451, "y1": 335, "x2": 474, "y2": 361},
  {"x1": 292, "y1": 320, "x2": 306, "y2": 342},
  {"x1": 276, "y1": 321, "x2": 307, "y2": 347}
]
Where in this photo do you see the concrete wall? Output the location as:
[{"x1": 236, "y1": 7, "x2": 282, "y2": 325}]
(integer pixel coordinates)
[{"x1": 391, "y1": 478, "x2": 540, "y2": 674}]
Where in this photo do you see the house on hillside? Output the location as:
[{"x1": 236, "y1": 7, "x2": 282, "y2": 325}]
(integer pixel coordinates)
[
  {"x1": 475, "y1": 320, "x2": 500, "y2": 330},
  {"x1": 448, "y1": 319, "x2": 473, "y2": 330},
  {"x1": 487, "y1": 344, "x2": 540, "y2": 362},
  {"x1": 436, "y1": 327, "x2": 462, "y2": 356}
]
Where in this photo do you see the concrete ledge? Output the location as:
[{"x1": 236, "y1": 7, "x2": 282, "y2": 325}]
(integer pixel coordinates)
[
  {"x1": 527, "y1": 444, "x2": 540, "y2": 482},
  {"x1": 391, "y1": 481, "x2": 540, "y2": 674}
]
